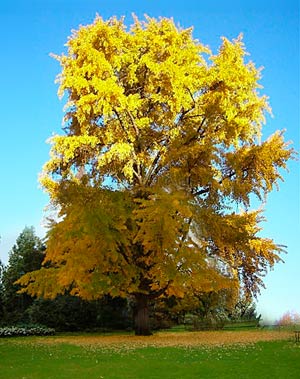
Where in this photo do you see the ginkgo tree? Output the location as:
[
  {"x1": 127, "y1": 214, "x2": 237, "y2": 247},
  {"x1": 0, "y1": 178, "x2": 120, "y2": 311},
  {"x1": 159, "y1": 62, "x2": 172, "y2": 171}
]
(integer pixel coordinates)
[{"x1": 17, "y1": 15, "x2": 293, "y2": 335}]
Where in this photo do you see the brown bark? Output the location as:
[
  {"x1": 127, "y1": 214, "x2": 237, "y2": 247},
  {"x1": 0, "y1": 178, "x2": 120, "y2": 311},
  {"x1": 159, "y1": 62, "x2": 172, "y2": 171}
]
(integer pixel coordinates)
[{"x1": 134, "y1": 294, "x2": 152, "y2": 336}]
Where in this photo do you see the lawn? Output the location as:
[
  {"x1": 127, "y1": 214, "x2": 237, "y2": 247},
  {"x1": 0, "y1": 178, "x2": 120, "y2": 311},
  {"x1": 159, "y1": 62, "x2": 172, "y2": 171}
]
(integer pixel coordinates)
[{"x1": 0, "y1": 330, "x2": 299, "y2": 378}]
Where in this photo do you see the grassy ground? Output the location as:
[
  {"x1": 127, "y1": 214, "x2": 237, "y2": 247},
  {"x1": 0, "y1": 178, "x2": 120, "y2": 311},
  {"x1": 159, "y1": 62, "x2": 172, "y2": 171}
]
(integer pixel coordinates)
[{"x1": 0, "y1": 330, "x2": 299, "y2": 378}]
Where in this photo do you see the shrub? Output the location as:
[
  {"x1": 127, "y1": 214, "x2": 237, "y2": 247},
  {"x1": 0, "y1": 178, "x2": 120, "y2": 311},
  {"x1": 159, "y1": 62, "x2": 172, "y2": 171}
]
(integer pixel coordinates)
[{"x1": 0, "y1": 324, "x2": 55, "y2": 337}]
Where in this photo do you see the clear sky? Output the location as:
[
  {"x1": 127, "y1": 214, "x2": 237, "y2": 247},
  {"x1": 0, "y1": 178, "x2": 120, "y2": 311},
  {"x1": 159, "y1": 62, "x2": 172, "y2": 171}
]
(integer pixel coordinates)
[{"x1": 0, "y1": 0, "x2": 299, "y2": 323}]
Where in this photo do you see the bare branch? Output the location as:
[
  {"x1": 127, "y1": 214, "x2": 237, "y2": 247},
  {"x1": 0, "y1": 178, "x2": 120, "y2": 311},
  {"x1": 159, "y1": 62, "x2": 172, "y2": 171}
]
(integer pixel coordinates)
[{"x1": 193, "y1": 187, "x2": 210, "y2": 196}]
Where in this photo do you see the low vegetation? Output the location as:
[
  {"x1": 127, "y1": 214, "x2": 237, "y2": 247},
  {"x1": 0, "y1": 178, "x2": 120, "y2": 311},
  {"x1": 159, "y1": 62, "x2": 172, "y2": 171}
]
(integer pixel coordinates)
[{"x1": 0, "y1": 325, "x2": 55, "y2": 337}]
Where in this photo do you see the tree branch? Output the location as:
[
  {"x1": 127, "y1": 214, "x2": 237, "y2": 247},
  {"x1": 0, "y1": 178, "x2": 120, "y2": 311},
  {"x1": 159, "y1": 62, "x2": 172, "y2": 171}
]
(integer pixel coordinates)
[
  {"x1": 144, "y1": 150, "x2": 162, "y2": 186},
  {"x1": 193, "y1": 187, "x2": 210, "y2": 196},
  {"x1": 193, "y1": 170, "x2": 236, "y2": 196},
  {"x1": 117, "y1": 244, "x2": 131, "y2": 265},
  {"x1": 126, "y1": 110, "x2": 140, "y2": 137},
  {"x1": 177, "y1": 87, "x2": 196, "y2": 123},
  {"x1": 149, "y1": 280, "x2": 173, "y2": 300}
]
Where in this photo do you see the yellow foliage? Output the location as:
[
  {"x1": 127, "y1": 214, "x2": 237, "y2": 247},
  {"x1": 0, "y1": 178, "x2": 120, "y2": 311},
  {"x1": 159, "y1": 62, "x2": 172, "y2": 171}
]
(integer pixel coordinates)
[{"x1": 17, "y1": 15, "x2": 294, "y2": 304}]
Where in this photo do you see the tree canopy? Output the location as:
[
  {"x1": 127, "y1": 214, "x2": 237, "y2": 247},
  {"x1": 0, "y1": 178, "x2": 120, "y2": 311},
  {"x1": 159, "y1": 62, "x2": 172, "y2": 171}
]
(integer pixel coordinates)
[{"x1": 17, "y1": 15, "x2": 293, "y2": 335}]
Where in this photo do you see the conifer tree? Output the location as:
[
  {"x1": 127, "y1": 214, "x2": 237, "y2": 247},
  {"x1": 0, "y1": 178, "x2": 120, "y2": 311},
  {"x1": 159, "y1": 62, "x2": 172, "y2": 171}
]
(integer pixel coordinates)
[{"x1": 3, "y1": 227, "x2": 44, "y2": 323}]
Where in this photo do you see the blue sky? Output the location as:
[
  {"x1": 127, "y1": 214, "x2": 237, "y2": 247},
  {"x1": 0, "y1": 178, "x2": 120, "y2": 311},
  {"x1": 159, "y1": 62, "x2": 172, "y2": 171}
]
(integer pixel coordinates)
[{"x1": 0, "y1": 0, "x2": 299, "y2": 322}]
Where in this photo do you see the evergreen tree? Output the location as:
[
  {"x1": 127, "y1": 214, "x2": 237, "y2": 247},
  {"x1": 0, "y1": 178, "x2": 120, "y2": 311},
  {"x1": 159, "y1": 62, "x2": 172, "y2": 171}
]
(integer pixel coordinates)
[
  {"x1": 1, "y1": 227, "x2": 44, "y2": 324},
  {"x1": 0, "y1": 260, "x2": 4, "y2": 322}
]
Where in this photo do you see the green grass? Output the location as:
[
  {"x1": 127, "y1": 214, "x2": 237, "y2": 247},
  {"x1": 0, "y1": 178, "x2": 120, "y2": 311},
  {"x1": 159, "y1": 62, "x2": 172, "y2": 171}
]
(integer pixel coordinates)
[{"x1": 0, "y1": 338, "x2": 299, "y2": 378}]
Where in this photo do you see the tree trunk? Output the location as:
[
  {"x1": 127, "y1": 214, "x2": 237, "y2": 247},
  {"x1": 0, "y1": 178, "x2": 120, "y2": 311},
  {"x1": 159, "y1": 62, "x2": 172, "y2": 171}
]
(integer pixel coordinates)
[{"x1": 134, "y1": 294, "x2": 152, "y2": 336}]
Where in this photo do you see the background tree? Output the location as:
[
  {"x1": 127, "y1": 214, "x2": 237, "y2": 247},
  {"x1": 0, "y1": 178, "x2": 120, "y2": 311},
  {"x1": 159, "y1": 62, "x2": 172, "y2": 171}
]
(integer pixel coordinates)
[
  {"x1": 2, "y1": 227, "x2": 44, "y2": 324},
  {"x1": 0, "y1": 260, "x2": 4, "y2": 322},
  {"x1": 154, "y1": 287, "x2": 237, "y2": 330},
  {"x1": 228, "y1": 295, "x2": 261, "y2": 324},
  {"x1": 27, "y1": 295, "x2": 131, "y2": 331},
  {"x1": 276, "y1": 311, "x2": 300, "y2": 326},
  {"x1": 18, "y1": 15, "x2": 293, "y2": 335},
  {"x1": 0, "y1": 227, "x2": 131, "y2": 330}
]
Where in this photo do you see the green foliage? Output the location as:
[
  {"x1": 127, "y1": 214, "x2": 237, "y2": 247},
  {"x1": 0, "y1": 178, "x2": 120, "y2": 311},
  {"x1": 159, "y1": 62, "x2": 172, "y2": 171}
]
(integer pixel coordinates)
[
  {"x1": 26, "y1": 295, "x2": 132, "y2": 331},
  {"x1": 1, "y1": 227, "x2": 44, "y2": 324},
  {"x1": 0, "y1": 260, "x2": 4, "y2": 320},
  {"x1": 0, "y1": 228, "x2": 132, "y2": 331}
]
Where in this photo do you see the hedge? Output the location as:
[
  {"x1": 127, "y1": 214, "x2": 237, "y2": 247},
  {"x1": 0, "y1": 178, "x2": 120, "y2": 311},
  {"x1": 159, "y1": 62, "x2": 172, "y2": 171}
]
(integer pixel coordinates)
[{"x1": 0, "y1": 325, "x2": 55, "y2": 337}]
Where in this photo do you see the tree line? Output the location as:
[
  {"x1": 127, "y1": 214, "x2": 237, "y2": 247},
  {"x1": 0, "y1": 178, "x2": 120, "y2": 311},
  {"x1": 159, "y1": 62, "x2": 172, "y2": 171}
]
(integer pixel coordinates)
[
  {"x1": 0, "y1": 227, "x2": 260, "y2": 332},
  {"x1": 0, "y1": 227, "x2": 131, "y2": 331}
]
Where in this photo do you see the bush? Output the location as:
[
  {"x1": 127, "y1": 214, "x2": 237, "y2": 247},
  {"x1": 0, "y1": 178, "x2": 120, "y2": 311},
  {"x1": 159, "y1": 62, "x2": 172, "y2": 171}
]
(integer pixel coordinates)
[{"x1": 0, "y1": 324, "x2": 55, "y2": 337}]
